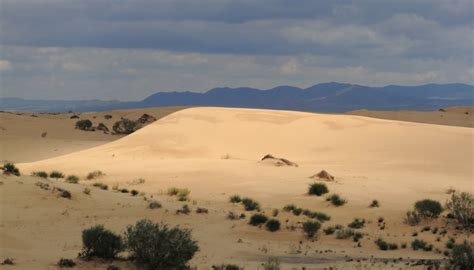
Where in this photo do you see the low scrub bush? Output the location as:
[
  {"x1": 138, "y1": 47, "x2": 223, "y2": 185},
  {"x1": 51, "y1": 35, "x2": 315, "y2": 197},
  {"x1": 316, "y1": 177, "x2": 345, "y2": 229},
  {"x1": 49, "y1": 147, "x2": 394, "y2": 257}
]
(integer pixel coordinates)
[
  {"x1": 125, "y1": 219, "x2": 198, "y2": 269},
  {"x1": 50, "y1": 171, "x2": 65, "y2": 179},
  {"x1": 411, "y1": 239, "x2": 433, "y2": 251},
  {"x1": 369, "y1": 199, "x2": 380, "y2": 208},
  {"x1": 352, "y1": 232, "x2": 364, "y2": 242},
  {"x1": 81, "y1": 225, "x2": 123, "y2": 259},
  {"x1": 308, "y1": 182, "x2": 329, "y2": 196},
  {"x1": 241, "y1": 198, "x2": 260, "y2": 211},
  {"x1": 167, "y1": 187, "x2": 190, "y2": 201},
  {"x1": 3, "y1": 163, "x2": 20, "y2": 176},
  {"x1": 323, "y1": 226, "x2": 336, "y2": 235},
  {"x1": 302, "y1": 220, "x2": 321, "y2": 238},
  {"x1": 32, "y1": 171, "x2": 48, "y2": 178},
  {"x1": 262, "y1": 258, "x2": 280, "y2": 270},
  {"x1": 83, "y1": 188, "x2": 91, "y2": 195},
  {"x1": 120, "y1": 188, "x2": 129, "y2": 193},
  {"x1": 57, "y1": 258, "x2": 76, "y2": 268},
  {"x1": 375, "y1": 238, "x2": 398, "y2": 250},
  {"x1": 148, "y1": 200, "x2": 162, "y2": 209},
  {"x1": 292, "y1": 208, "x2": 303, "y2": 216},
  {"x1": 113, "y1": 118, "x2": 140, "y2": 134},
  {"x1": 327, "y1": 194, "x2": 346, "y2": 206},
  {"x1": 283, "y1": 204, "x2": 296, "y2": 212},
  {"x1": 65, "y1": 175, "x2": 79, "y2": 184},
  {"x1": 446, "y1": 192, "x2": 474, "y2": 228},
  {"x1": 348, "y1": 218, "x2": 366, "y2": 229},
  {"x1": 212, "y1": 264, "x2": 242, "y2": 270},
  {"x1": 449, "y1": 241, "x2": 474, "y2": 270},
  {"x1": 336, "y1": 228, "x2": 355, "y2": 239},
  {"x1": 86, "y1": 170, "x2": 105, "y2": 180},
  {"x1": 265, "y1": 219, "x2": 281, "y2": 232},
  {"x1": 75, "y1": 119, "x2": 93, "y2": 130},
  {"x1": 229, "y1": 195, "x2": 241, "y2": 203},
  {"x1": 60, "y1": 190, "x2": 72, "y2": 199},
  {"x1": 249, "y1": 214, "x2": 268, "y2": 226},
  {"x1": 272, "y1": 209, "x2": 279, "y2": 217},
  {"x1": 414, "y1": 199, "x2": 443, "y2": 218},
  {"x1": 131, "y1": 190, "x2": 139, "y2": 196},
  {"x1": 92, "y1": 182, "x2": 108, "y2": 190}
]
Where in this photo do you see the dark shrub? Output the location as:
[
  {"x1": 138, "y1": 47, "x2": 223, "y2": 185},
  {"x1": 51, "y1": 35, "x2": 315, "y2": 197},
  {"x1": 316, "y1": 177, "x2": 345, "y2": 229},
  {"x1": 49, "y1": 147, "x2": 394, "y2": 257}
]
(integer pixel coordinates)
[
  {"x1": 369, "y1": 200, "x2": 380, "y2": 208},
  {"x1": 104, "y1": 114, "x2": 113, "y2": 120},
  {"x1": 414, "y1": 199, "x2": 443, "y2": 218},
  {"x1": 120, "y1": 188, "x2": 129, "y2": 193},
  {"x1": 86, "y1": 170, "x2": 105, "y2": 180},
  {"x1": 411, "y1": 239, "x2": 433, "y2": 251},
  {"x1": 265, "y1": 219, "x2": 281, "y2": 232},
  {"x1": 446, "y1": 192, "x2": 474, "y2": 228},
  {"x1": 148, "y1": 200, "x2": 162, "y2": 209},
  {"x1": 283, "y1": 204, "x2": 296, "y2": 212},
  {"x1": 292, "y1": 208, "x2": 303, "y2": 216},
  {"x1": 323, "y1": 226, "x2": 336, "y2": 235},
  {"x1": 327, "y1": 194, "x2": 346, "y2": 206},
  {"x1": 348, "y1": 218, "x2": 366, "y2": 229},
  {"x1": 1, "y1": 258, "x2": 14, "y2": 265},
  {"x1": 449, "y1": 241, "x2": 474, "y2": 270},
  {"x1": 75, "y1": 119, "x2": 93, "y2": 131},
  {"x1": 272, "y1": 209, "x2": 279, "y2": 217},
  {"x1": 212, "y1": 264, "x2": 242, "y2": 270},
  {"x1": 50, "y1": 171, "x2": 65, "y2": 179},
  {"x1": 125, "y1": 219, "x2": 198, "y2": 269},
  {"x1": 113, "y1": 118, "x2": 140, "y2": 134},
  {"x1": 249, "y1": 214, "x2": 268, "y2": 226},
  {"x1": 308, "y1": 182, "x2": 329, "y2": 196},
  {"x1": 3, "y1": 163, "x2": 20, "y2": 176},
  {"x1": 375, "y1": 238, "x2": 398, "y2": 250},
  {"x1": 241, "y1": 198, "x2": 260, "y2": 211},
  {"x1": 32, "y1": 171, "x2": 48, "y2": 178},
  {"x1": 352, "y1": 232, "x2": 364, "y2": 242},
  {"x1": 66, "y1": 175, "x2": 79, "y2": 184},
  {"x1": 229, "y1": 195, "x2": 241, "y2": 203},
  {"x1": 92, "y1": 182, "x2": 108, "y2": 190},
  {"x1": 336, "y1": 228, "x2": 355, "y2": 239},
  {"x1": 314, "y1": 212, "x2": 331, "y2": 222},
  {"x1": 302, "y1": 221, "x2": 321, "y2": 238},
  {"x1": 131, "y1": 190, "x2": 139, "y2": 196},
  {"x1": 57, "y1": 258, "x2": 76, "y2": 268},
  {"x1": 81, "y1": 225, "x2": 123, "y2": 259},
  {"x1": 61, "y1": 190, "x2": 72, "y2": 199}
]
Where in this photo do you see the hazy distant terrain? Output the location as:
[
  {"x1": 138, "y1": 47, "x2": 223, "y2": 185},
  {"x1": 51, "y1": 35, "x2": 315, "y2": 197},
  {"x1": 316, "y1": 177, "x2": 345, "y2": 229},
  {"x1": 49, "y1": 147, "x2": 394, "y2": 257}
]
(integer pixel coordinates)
[{"x1": 2, "y1": 82, "x2": 473, "y2": 112}]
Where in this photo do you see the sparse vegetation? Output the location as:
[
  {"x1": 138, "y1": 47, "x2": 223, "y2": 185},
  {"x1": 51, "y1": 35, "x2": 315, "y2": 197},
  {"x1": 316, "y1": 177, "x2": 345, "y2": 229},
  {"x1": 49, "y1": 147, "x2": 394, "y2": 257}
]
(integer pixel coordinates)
[
  {"x1": 241, "y1": 198, "x2": 260, "y2": 211},
  {"x1": 75, "y1": 119, "x2": 93, "y2": 131},
  {"x1": 125, "y1": 219, "x2": 198, "y2": 269},
  {"x1": 113, "y1": 118, "x2": 140, "y2": 134},
  {"x1": 229, "y1": 195, "x2": 242, "y2": 203},
  {"x1": 348, "y1": 218, "x2": 366, "y2": 229},
  {"x1": 302, "y1": 220, "x2": 321, "y2": 238},
  {"x1": 375, "y1": 238, "x2": 398, "y2": 250},
  {"x1": 446, "y1": 192, "x2": 474, "y2": 228},
  {"x1": 148, "y1": 200, "x2": 162, "y2": 209},
  {"x1": 3, "y1": 163, "x2": 20, "y2": 176},
  {"x1": 261, "y1": 258, "x2": 281, "y2": 270},
  {"x1": 50, "y1": 171, "x2": 65, "y2": 179},
  {"x1": 167, "y1": 187, "x2": 190, "y2": 201},
  {"x1": 414, "y1": 199, "x2": 443, "y2": 218},
  {"x1": 369, "y1": 199, "x2": 380, "y2": 208},
  {"x1": 405, "y1": 210, "x2": 422, "y2": 225},
  {"x1": 265, "y1": 219, "x2": 281, "y2": 232},
  {"x1": 60, "y1": 190, "x2": 72, "y2": 199},
  {"x1": 411, "y1": 239, "x2": 433, "y2": 251},
  {"x1": 86, "y1": 170, "x2": 105, "y2": 180},
  {"x1": 65, "y1": 175, "x2": 79, "y2": 184},
  {"x1": 327, "y1": 194, "x2": 346, "y2": 206},
  {"x1": 92, "y1": 182, "x2": 108, "y2": 190},
  {"x1": 83, "y1": 187, "x2": 91, "y2": 195},
  {"x1": 272, "y1": 209, "x2": 279, "y2": 217},
  {"x1": 283, "y1": 204, "x2": 296, "y2": 212},
  {"x1": 32, "y1": 171, "x2": 48, "y2": 178},
  {"x1": 81, "y1": 225, "x2": 123, "y2": 259},
  {"x1": 308, "y1": 182, "x2": 329, "y2": 196},
  {"x1": 128, "y1": 178, "x2": 145, "y2": 185},
  {"x1": 323, "y1": 226, "x2": 336, "y2": 235},
  {"x1": 57, "y1": 258, "x2": 76, "y2": 268},
  {"x1": 336, "y1": 228, "x2": 356, "y2": 240},
  {"x1": 249, "y1": 214, "x2": 268, "y2": 226},
  {"x1": 449, "y1": 241, "x2": 474, "y2": 270},
  {"x1": 212, "y1": 264, "x2": 242, "y2": 270}
]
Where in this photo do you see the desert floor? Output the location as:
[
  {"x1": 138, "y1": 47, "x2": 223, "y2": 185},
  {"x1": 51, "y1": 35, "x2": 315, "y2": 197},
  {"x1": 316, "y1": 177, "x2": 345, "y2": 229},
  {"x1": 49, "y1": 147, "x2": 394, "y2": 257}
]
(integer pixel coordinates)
[{"x1": 0, "y1": 106, "x2": 473, "y2": 269}]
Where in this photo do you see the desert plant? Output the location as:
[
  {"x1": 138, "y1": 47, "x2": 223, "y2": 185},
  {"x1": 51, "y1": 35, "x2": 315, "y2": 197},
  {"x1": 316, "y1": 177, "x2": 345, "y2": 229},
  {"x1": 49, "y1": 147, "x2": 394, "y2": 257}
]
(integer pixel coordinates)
[
  {"x1": 120, "y1": 188, "x2": 130, "y2": 193},
  {"x1": 75, "y1": 119, "x2": 93, "y2": 131},
  {"x1": 261, "y1": 258, "x2": 280, "y2": 270},
  {"x1": 57, "y1": 258, "x2": 76, "y2": 268},
  {"x1": 302, "y1": 220, "x2": 321, "y2": 238},
  {"x1": 107, "y1": 265, "x2": 120, "y2": 270},
  {"x1": 348, "y1": 218, "x2": 366, "y2": 229},
  {"x1": 131, "y1": 190, "x2": 139, "y2": 196},
  {"x1": 323, "y1": 226, "x2": 336, "y2": 235},
  {"x1": 249, "y1": 214, "x2": 268, "y2": 226},
  {"x1": 167, "y1": 187, "x2": 180, "y2": 196},
  {"x1": 125, "y1": 219, "x2": 198, "y2": 269},
  {"x1": 292, "y1": 207, "x2": 303, "y2": 216},
  {"x1": 411, "y1": 239, "x2": 433, "y2": 251},
  {"x1": 66, "y1": 175, "x2": 79, "y2": 184},
  {"x1": 272, "y1": 209, "x2": 279, "y2": 217},
  {"x1": 50, "y1": 171, "x2": 65, "y2": 179},
  {"x1": 148, "y1": 200, "x2": 162, "y2": 209},
  {"x1": 327, "y1": 194, "x2": 346, "y2": 206},
  {"x1": 241, "y1": 198, "x2": 260, "y2": 211},
  {"x1": 92, "y1": 182, "x2": 108, "y2": 190},
  {"x1": 113, "y1": 118, "x2": 140, "y2": 134},
  {"x1": 128, "y1": 178, "x2": 145, "y2": 185},
  {"x1": 83, "y1": 187, "x2": 91, "y2": 195},
  {"x1": 283, "y1": 204, "x2": 296, "y2": 212},
  {"x1": 3, "y1": 163, "x2": 20, "y2": 176},
  {"x1": 177, "y1": 188, "x2": 190, "y2": 201},
  {"x1": 405, "y1": 210, "x2": 422, "y2": 225},
  {"x1": 313, "y1": 212, "x2": 331, "y2": 222},
  {"x1": 308, "y1": 182, "x2": 329, "y2": 196},
  {"x1": 369, "y1": 199, "x2": 380, "y2": 208},
  {"x1": 229, "y1": 195, "x2": 242, "y2": 203},
  {"x1": 375, "y1": 238, "x2": 398, "y2": 250},
  {"x1": 86, "y1": 170, "x2": 104, "y2": 180},
  {"x1": 104, "y1": 114, "x2": 113, "y2": 120},
  {"x1": 265, "y1": 219, "x2": 281, "y2": 232},
  {"x1": 212, "y1": 264, "x2": 242, "y2": 270},
  {"x1": 32, "y1": 171, "x2": 48, "y2": 178},
  {"x1": 446, "y1": 192, "x2": 474, "y2": 228},
  {"x1": 81, "y1": 225, "x2": 123, "y2": 259},
  {"x1": 449, "y1": 241, "x2": 474, "y2": 270},
  {"x1": 414, "y1": 199, "x2": 443, "y2": 218},
  {"x1": 352, "y1": 232, "x2": 364, "y2": 242},
  {"x1": 336, "y1": 228, "x2": 355, "y2": 239},
  {"x1": 61, "y1": 190, "x2": 72, "y2": 199}
]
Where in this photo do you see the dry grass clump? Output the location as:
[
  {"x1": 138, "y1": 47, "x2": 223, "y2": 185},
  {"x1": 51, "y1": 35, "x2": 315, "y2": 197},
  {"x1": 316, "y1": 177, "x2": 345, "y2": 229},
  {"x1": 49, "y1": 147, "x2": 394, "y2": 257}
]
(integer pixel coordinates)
[
  {"x1": 92, "y1": 182, "x2": 108, "y2": 190},
  {"x1": 83, "y1": 188, "x2": 91, "y2": 195},
  {"x1": 86, "y1": 170, "x2": 105, "y2": 180},
  {"x1": 446, "y1": 192, "x2": 473, "y2": 228},
  {"x1": 50, "y1": 171, "x2": 65, "y2": 179},
  {"x1": 148, "y1": 200, "x2": 162, "y2": 209},
  {"x1": 65, "y1": 175, "x2": 79, "y2": 184},
  {"x1": 57, "y1": 258, "x2": 76, "y2": 268},
  {"x1": 249, "y1": 213, "x2": 268, "y2": 226},
  {"x1": 128, "y1": 178, "x2": 145, "y2": 185},
  {"x1": 32, "y1": 171, "x2": 48, "y2": 178},
  {"x1": 167, "y1": 187, "x2": 190, "y2": 201},
  {"x1": 375, "y1": 238, "x2": 398, "y2": 250}
]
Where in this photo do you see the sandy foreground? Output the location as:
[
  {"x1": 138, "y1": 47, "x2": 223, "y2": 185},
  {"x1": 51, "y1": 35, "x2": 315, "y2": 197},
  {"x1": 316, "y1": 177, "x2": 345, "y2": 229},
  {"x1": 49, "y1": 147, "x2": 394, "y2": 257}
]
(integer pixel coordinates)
[{"x1": 1, "y1": 106, "x2": 473, "y2": 269}]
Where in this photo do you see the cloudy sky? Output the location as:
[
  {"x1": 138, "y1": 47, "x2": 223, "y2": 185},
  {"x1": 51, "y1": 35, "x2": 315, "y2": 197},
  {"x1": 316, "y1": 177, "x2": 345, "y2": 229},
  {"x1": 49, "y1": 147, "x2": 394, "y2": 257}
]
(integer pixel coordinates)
[{"x1": 0, "y1": 0, "x2": 473, "y2": 101}]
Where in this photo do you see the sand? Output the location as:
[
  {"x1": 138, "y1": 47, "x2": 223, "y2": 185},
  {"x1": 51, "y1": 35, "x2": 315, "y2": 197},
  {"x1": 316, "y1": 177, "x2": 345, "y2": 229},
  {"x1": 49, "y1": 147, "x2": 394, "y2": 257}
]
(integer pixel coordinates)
[{"x1": 1, "y1": 106, "x2": 473, "y2": 269}]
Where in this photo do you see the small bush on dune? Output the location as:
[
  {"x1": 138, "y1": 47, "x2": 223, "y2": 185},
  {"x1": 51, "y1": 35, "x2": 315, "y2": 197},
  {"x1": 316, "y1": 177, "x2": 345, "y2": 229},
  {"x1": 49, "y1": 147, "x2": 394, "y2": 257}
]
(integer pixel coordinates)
[
  {"x1": 262, "y1": 258, "x2": 281, "y2": 270},
  {"x1": 131, "y1": 190, "x2": 139, "y2": 196},
  {"x1": 2, "y1": 163, "x2": 20, "y2": 176},
  {"x1": 249, "y1": 214, "x2": 268, "y2": 226},
  {"x1": 411, "y1": 239, "x2": 433, "y2": 251},
  {"x1": 50, "y1": 171, "x2": 65, "y2": 179},
  {"x1": 375, "y1": 238, "x2": 398, "y2": 250},
  {"x1": 323, "y1": 226, "x2": 336, "y2": 235},
  {"x1": 125, "y1": 219, "x2": 198, "y2": 269},
  {"x1": 265, "y1": 219, "x2": 281, "y2": 232},
  {"x1": 292, "y1": 208, "x2": 303, "y2": 216},
  {"x1": 92, "y1": 182, "x2": 108, "y2": 190},
  {"x1": 414, "y1": 199, "x2": 443, "y2": 218},
  {"x1": 327, "y1": 194, "x2": 346, "y2": 206},
  {"x1": 229, "y1": 195, "x2": 242, "y2": 203},
  {"x1": 61, "y1": 190, "x2": 72, "y2": 199},
  {"x1": 449, "y1": 241, "x2": 474, "y2": 270},
  {"x1": 75, "y1": 119, "x2": 93, "y2": 131},
  {"x1": 405, "y1": 210, "x2": 422, "y2": 225},
  {"x1": 308, "y1": 182, "x2": 329, "y2": 196},
  {"x1": 120, "y1": 188, "x2": 129, "y2": 193},
  {"x1": 336, "y1": 228, "x2": 355, "y2": 239},
  {"x1": 212, "y1": 264, "x2": 242, "y2": 270},
  {"x1": 83, "y1": 188, "x2": 91, "y2": 195},
  {"x1": 241, "y1": 198, "x2": 260, "y2": 211},
  {"x1": 32, "y1": 171, "x2": 48, "y2": 178},
  {"x1": 369, "y1": 200, "x2": 380, "y2": 208},
  {"x1": 283, "y1": 204, "x2": 296, "y2": 212},
  {"x1": 302, "y1": 221, "x2": 321, "y2": 238},
  {"x1": 167, "y1": 187, "x2": 180, "y2": 196},
  {"x1": 272, "y1": 209, "x2": 279, "y2": 217},
  {"x1": 57, "y1": 258, "x2": 76, "y2": 268},
  {"x1": 446, "y1": 192, "x2": 474, "y2": 228},
  {"x1": 312, "y1": 212, "x2": 331, "y2": 222},
  {"x1": 81, "y1": 225, "x2": 123, "y2": 259},
  {"x1": 177, "y1": 188, "x2": 190, "y2": 201},
  {"x1": 86, "y1": 170, "x2": 104, "y2": 180},
  {"x1": 348, "y1": 218, "x2": 366, "y2": 229},
  {"x1": 113, "y1": 118, "x2": 140, "y2": 134},
  {"x1": 65, "y1": 175, "x2": 79, "y2": 184},
  {"x1": 148, "y1": 200, "x2": 162, "y2": 209}
]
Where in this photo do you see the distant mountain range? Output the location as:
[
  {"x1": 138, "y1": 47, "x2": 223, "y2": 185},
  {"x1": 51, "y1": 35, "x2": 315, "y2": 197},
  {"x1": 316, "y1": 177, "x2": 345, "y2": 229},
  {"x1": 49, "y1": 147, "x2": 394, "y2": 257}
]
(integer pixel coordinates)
[{"x1": 1, "y1": 82, "x2": 473, "y2": 112}]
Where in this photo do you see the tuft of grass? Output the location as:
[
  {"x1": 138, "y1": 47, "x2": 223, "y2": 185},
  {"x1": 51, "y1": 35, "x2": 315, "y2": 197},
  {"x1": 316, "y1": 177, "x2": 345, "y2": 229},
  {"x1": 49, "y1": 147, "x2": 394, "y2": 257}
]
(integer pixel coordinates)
[
  {"x1": 83, "y1": 188, "x2": 91, "y2": 195},
  {"x1": 308, "y1": 182, "x2": 329, "y2": 196},
  {"x1": 65, "y1": 175, "x2": 80, "y2": 184},
  {"x1": 283, "y1": 204, "x2": 296, "y2": 212},
  {"x1": 411, "y1": 239, "x2": 433, "y2": 251},
  {"x1": 92, "y1": 182, "x2": 108, "y2": 190},
  {"x1": 86, "y1": 170, "x2": 105, "y2": 180},
  {"x1": 57, "y1": 258, "x2": 76, "y2": 268},
  {"x1": 229, "y1": 195, "x2": 242, "y2": 203},
  {"x1": 375, "y1": 238, "x2": 398, "y2": 250},
  {"x1": 60, "y1": 190, "x2": 72, "y2": 199},
  {"x1": 348, "y1": 218, "x2": 366, "y2": 229},
  {"x1": 131, "y1": 190, "x2": 139, "y2": 196},
  {"x1": 148, "y1": 200, "x2": 162, "y2": 209},
  {"x1": 32, "y1": 171, "x2": 48, "y2": 178},
  {"x1": 50, "y1": 171, "x2": 65, "y2": 179},
  {"x1": 3, "y1": 162, "x2": 20, "y2": 176},
  {"x1": 323, "y1": 226, "x2": 336, "y2": 235},
  {"x1": 369, "y1": 199, "x2": 380, "y2": 208},
  {"x1": 272, "y1": 209, "x2": 279, "y2": 217}
]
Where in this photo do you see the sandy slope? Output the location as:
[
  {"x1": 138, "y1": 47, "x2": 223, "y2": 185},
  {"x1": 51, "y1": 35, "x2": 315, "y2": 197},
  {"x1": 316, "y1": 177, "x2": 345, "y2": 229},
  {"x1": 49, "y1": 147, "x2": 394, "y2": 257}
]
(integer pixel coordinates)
[{"x1": 2, "y1": 107, "x2": 473, "y2": 269}]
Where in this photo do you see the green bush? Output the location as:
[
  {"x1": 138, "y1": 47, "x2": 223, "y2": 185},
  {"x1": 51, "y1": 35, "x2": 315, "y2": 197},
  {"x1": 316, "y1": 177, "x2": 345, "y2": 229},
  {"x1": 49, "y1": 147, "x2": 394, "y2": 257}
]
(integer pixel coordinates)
[
  {"x1": 75, "y1": 119, "x2": 93, "y2": 131},
  {"x1": 352, "y1": 232, "x2": 364, "y2": 242},
  {"x1": 81, "y1": 225, "x2": 123, "y2": 259},
  {"x1": 131, "y1": 190, "x2": 139, "y2": 196},
  {"x1": 369, "y1": 199, "x2": 380, "y2": 208},
  {"x1": 336, "y1": 228, "x2": 355, "y2": 239},
  {"x1": 32, "y1": 171, "x2": 48, "y2": 178},
  {"x1": 449, "y1": 241, "x2": 474, "y2": 270},
  {"x1": 249, "y1": 214, "x2": 268, "y2": 226},
  {"x1": 405, "y1": 210, "x2": 421, "y2": 225},
  {"x1": 65, "y1": 175, "x2": 79, "y2": 184},
  {"x1": 283, "y1": 204, "x2": 296, "y2": 212},
  {"x1": 327, "y1": 194, "x2": 346, "y2": 206},
  {"x1": 323, "y1": 226, "x2": 336, "y2": 235},
  {"x1": 61, "y1": 190, "x2": 72, "y2": 199},
  {"x1": 3, "y1": 163, "x2": 20, "y2": 176},
  {"x1": 229, "y1": 195, "x2": 241, "y2": 203},
  {"x1": 314, "y1": 212, "x2": 331, "y2": 222},
  {"x1": 375, "y1": 238, "x2": 398, "y2": 250},
  {"x1": 50, "y1": 171, "x2": 65, "y2": 179},
  {"x1": 348, "y1": 218, "x2": 366, "y2": 229},
  {"x1": 446, "y1": 192, "x2": 474, "y2": 228},
  {"x1": 414, "y1": 199, "x2": 443, "y2": 218},
  {"x1": 411, "y1": 239, "x2": 433, "y2": 251},
  {"x1": 308, "y1": 182, "x2": 329, "y2": 196},
  {"x1": 241, "y1": 198, "x2": 260, "y2": 211},
  {"x1": 148, "y1": 200, "x2": 162, "y2": 209},
  {"x1": 125, "y1": 219, "x2": 198, "y2": 269},
  {"x1": 292, "y1": 208, "x2": 303, "y2": 216},
  {"x1": 265, "y1": 219, "x2": 281, "y2": 232},
  {"x1": 302, "y1": 221, "x2": 321, "y2": 238}
]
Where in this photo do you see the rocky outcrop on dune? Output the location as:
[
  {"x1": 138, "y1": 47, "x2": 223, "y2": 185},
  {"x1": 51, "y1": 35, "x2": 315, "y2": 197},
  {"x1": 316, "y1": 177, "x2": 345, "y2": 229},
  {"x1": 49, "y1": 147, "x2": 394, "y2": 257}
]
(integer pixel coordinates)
[
  {"x1": 260, "y1": 154, "x2": 298, "y2": 167},
  {"x1": 310, "y1": 170, "x2": 335, "y2": 181}
]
